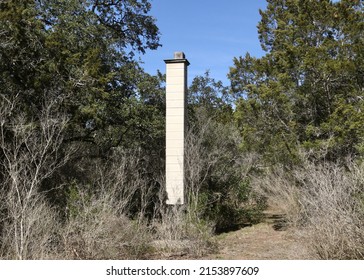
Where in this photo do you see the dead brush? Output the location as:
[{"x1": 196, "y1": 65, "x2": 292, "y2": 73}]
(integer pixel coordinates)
[
  {"x1": 296, "y1": 161, "x2": 364, "y2": 259},
  {"x1": 150, "y1": 205, "x2": 215, "y2": 258},
  {"x1": 252, "y1": 158, "x2": 364, "y2": 259}
]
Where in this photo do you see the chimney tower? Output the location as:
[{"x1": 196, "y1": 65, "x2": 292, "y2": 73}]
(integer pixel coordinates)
[{"x1": 164, "y1": 52, "x2": 190, "y2": 205}]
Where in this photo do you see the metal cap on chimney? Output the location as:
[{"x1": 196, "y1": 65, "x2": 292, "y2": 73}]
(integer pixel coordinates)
[
  {"x1": 164, "y1": 51, "x2": 190, "y2": 66},
  {"x1": 174, "y1": 52, "x2": 185, "y2": 59}
]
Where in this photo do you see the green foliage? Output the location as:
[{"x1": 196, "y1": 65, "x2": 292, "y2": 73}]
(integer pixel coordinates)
[
  {"x1": 188, "y1": 71, "x2": 233, "y2": 123},
  {"x1": 0, "y1": 0, "x2": 162, "y2": 153},
  {"x1": 0, "y1": 0, "x2": 165, "y2": 212},
  {"x1": 65, "y1": 181, "x2": 93, "y2": 219},
  {"x1": 229, "y1": 0, "x2": 364, "y2": 164},
  {"x1": 203, "y1": 178, "x2": 266, "y2": 232}
]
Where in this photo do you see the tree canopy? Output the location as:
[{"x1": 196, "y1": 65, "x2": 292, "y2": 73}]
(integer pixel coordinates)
[
  {"x1": 229, "y1": 0, "x2": 364, "y2": 164},
  {"x1": 0, "y1": 0, "x2": 162, "y2": 154}
]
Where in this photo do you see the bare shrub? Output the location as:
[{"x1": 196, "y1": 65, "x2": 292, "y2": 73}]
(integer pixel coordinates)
[
  {"x1": 94, "y1": 148, "x2": 157, "y2": 218},
  {"x1": 0, "y1": 94, "x2": 71, "y2": 259},
  {"x1": 61, "y1": 197, "x2": 152, "y2": 259},
  {"x1": 0, "y1": 196, "x2": 61, "y2": 259},
  {"x1": 296, "y1": 161, "x2": 364, "y2": 259},
  {"x1": 151, "y1": 205, "x2": 215, "y2": 258},
  {"x1": 252, "y1": 157, "x2": 364, "y2": 259},
  {"x1": 60, "y1": 150, "x2": 156, "y2": 259}
]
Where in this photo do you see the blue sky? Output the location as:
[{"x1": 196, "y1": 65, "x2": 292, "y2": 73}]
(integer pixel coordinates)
[{"x1": 140, "y1": 0, "x2": 268, "y2": 86}]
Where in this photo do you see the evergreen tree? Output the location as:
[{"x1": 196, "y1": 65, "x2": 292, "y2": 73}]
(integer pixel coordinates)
[
  {"x1": 0, "y1": 0, "x2": 164, "y2": 212},
  {"x1": 229, "y1": 0, "x2": 364, "y2": 163},
  {"x1": 0, "y1": 0, "x2": 161, "y2": 153},
  {"x1": 188, "y1": 71, "x2": 233, "y2": 123}
]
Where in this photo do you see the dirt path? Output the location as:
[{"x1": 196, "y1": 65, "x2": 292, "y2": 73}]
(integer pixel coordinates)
[{"x1": 203, "y1": 210, "x2": 311, "y2": 260}]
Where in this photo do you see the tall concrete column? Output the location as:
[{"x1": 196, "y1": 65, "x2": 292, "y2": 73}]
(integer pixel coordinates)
[{"x1": 164, "y1": 52, "x2": 190, "y2": 205}]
